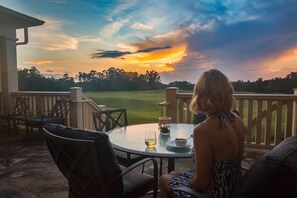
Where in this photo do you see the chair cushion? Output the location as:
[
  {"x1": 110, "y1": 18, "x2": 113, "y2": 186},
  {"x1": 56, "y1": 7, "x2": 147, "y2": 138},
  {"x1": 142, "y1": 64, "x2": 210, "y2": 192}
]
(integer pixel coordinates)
[
  {"x1": 114, "y1": 149, "x2": 145, "y2": 167},
  {"x1": 43, "y1": 124, "x2": 123, "y2": 197},
  {"x1": 26, "y1": 116, "x2": 64, "y2": 127},
  {"x1": 9, "y1": 114, "x2": 26, "y2": 121},
  {"x1": 232, "y1": 135, "x2": 297, "y2": 198},
  {"x1": 122, "y1": 168, "x2": 154, "y2": 198}
]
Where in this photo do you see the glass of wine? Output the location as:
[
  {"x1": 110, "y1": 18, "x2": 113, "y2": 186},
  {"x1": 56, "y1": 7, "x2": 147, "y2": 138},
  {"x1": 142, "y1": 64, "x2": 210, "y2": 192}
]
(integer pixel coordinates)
[{"x1": 145, "y1": 131, "x2": 157, "y2": 147}]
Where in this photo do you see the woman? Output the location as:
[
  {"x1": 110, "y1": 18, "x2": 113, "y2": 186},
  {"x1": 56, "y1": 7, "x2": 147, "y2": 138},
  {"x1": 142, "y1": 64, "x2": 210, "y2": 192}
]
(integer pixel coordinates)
[{"x1": 160, "y1": 69, "x2": 245, "y2": 198}]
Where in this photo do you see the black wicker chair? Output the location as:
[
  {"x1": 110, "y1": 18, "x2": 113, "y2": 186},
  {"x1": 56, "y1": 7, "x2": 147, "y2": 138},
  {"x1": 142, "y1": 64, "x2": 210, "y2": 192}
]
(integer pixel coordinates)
[
  {"x1": 43, "y1": 124, "x2": 158, "y2": 198},
  {"x1": 93, "y1": 109, "x2": 145, "y2": 167},
  {"x1": 93, "y1": 108, "x2": 128, "y2": 131},
  {"x1": 0, "y1": 97, "x2": 30, "y2": 130},
  {"x1": 25, "y1": 99, "x2": 70, "y2": 131}
]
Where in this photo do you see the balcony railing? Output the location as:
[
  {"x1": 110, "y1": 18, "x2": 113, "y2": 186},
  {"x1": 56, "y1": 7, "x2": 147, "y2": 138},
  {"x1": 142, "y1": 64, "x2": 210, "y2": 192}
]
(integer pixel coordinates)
[
  {"x1": 2, "y1": 87, "x2": 297, "y2": 150},
  {"x1": 159, "y1": 87, "x2": 297, "y2": 149},
  {"x1": 6, "y1": 88, "x2": 102, "y2": 130}
]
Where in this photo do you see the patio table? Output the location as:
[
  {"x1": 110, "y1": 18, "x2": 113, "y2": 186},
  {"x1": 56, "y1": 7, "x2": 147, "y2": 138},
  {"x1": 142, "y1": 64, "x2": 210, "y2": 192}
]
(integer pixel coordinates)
[{"x1": 107, "y1": 123, "x2": 194, "y2": 174}]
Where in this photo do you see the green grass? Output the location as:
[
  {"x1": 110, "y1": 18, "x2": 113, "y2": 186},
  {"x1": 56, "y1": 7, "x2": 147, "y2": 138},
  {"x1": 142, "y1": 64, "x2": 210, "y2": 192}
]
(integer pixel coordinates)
[{"x1": 84, "y1": 90, "x2": 166, "y2": 125}]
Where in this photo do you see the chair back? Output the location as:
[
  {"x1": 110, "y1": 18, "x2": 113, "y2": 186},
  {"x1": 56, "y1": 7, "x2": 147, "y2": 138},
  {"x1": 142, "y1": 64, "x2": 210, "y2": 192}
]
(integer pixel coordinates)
[
  {"x1": 43, "y1": 124, "x2": 123, "y2": 198},
  {"x1": 93, "y1": 109, "x2": 128, "y2": 132},
  {"x1": 51, "y1": 100, "x2": 70, "y2": 119},
  {"x1": 232, "y1": 135, "x2": 297, "y2": 198},
  {"x1": 13, "y1": 97, "x2": 30, "y2": 115}
]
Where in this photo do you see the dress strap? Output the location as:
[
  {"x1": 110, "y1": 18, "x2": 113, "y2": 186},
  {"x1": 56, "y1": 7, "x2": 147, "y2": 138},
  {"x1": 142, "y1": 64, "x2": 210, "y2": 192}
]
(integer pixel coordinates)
[
  {"x1": 217, "y1": 112, "x2": 236, "y2": 128},
  {"x1": 218, "y1": 113, "x2": 228, "y2": 128}
]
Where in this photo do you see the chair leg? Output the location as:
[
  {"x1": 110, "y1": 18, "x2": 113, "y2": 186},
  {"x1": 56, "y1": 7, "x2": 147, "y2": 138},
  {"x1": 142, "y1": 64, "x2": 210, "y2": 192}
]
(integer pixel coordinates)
[
  {"x1": 159, "y1": 157, "x2": 163, "y2": 176},
  {"x1": 141, "y1": 163, "x2": 145, "y2": 174},
  {"x1": 7, "y1": 119, "x2": 11, "y2": 134},
  {"x1": 13, "y1": 120, "x2": 17, "y2": 129},
  {"x1": 152, "y1": 159, "x2": 158, "y2": 198}
]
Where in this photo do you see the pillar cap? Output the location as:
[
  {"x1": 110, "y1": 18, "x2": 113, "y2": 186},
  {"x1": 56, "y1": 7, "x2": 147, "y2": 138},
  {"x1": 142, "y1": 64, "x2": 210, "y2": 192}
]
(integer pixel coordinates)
[
  {"x1": 166, "y1": 87, "x2": 179, "y2": 90},
  {"x1": 70, "y1": 87, "x2": 83, "y2": 90}
]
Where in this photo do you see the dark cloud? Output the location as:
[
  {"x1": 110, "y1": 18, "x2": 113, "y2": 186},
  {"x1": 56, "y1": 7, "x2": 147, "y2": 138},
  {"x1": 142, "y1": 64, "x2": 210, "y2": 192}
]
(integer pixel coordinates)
[
  {"x1": 91, "y1": 50, "x2": 131, "y2": 59},
  {"x1": 178, "y1": 0, "x2": 297, "y2": 71},
  {"x1": 137, "y1": 45, "x2": 171, "y2": 53},
  {"x1": 91, "y1": 45, "x2": 172, "y2": 58}
]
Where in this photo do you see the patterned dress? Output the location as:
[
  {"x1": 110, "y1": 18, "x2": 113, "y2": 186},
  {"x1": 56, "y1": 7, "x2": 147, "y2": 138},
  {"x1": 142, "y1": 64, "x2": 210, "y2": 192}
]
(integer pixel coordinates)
[
  {"x1": 169, "y1": 156, "x2": 242, "y2": 198},
  {"x1": 169, "y1": 112, "x2": 243, "y2": 198}
]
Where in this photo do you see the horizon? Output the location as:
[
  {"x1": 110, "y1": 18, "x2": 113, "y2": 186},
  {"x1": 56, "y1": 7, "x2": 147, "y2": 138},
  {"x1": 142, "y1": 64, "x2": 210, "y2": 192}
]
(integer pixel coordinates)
[{"x1": 0, "y1": 0, "x2": 297, "y2": 83}]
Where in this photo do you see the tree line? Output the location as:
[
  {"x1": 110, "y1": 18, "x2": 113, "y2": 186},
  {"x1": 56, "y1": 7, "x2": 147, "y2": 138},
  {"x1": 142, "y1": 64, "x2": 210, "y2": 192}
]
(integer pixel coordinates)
[
  {"x1": 18, "y1": 66, "x2": 297, "y2": 94},
  {"x1": 232, "y1": 72, "x2": 297, "y2": 94},
  {"x1": 167, "y1": 72, "x2": 297, "y2": 94},
  {"x1": 18, "y1": 66, "x2": 164, "y2": 91}
]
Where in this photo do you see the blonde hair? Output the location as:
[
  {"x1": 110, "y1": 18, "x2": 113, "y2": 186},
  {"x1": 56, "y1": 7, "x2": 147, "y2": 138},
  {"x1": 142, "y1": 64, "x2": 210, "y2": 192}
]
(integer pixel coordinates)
[{"x1": 189, "y1": 69, "x2": 235, "y2": 114}]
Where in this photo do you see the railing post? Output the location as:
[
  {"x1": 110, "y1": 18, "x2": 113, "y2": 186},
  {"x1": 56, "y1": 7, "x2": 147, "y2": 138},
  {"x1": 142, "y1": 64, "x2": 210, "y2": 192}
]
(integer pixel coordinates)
[
  {"x1": 293, "y1": 88, "x2": 297, "y2": 135},
  {"x1": 70, "y1": 87, "x2": 83, "y2": 129},
  {"x1": 166, "y1": 87, "x2": 179, "y2": 123},
  {"x1": 35, "y1": 95, "x2": 43, "y2": 115}
]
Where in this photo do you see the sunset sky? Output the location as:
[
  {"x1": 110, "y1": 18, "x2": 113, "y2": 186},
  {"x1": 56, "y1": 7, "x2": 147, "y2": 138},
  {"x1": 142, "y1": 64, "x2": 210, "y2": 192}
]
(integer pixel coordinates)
[{"x1": 1, "y1": 0, "x2": 297, "y2": 83}]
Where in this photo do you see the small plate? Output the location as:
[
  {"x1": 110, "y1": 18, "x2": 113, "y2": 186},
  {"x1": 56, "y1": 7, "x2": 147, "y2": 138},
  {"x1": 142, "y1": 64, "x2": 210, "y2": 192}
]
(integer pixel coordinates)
[{"x1": 166, "y1": 140, "x2": 192, "y2": 148}]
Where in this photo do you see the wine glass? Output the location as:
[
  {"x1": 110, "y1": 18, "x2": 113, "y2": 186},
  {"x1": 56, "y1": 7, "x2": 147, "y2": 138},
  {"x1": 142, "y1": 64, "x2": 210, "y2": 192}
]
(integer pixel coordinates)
[{"x1": 145, "y1": 131, "x2": 157, "y2": 147}]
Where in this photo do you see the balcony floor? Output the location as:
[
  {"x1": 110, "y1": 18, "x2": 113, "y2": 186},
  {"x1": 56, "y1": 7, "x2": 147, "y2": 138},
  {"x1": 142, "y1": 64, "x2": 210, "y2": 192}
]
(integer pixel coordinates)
[{"x1": 0, "y1": 125, "x2": 266, "y2": 197}]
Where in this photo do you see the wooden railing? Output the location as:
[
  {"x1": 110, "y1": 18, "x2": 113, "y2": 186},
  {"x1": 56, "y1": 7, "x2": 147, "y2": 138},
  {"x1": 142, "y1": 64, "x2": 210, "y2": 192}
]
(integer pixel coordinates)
[
  {"x1": 4, "y1": 87, "x2": 297, "y2": 149},
  {"x1": 159, "y1": 87, "x2": 297, "y2": 149},
  {"x1": 79, "y1": 95, "x2": 104, "y2": 130},
  {"x1": 7, "y1": 90, "x2": 103, "y2": 130},
  {"x1": 11, "y1": 91, "x2": 70, "y2": 115}
]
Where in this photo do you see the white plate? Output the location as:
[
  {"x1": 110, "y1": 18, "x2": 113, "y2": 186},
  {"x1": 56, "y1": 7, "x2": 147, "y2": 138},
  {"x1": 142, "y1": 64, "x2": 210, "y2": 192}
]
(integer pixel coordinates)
[{"x1": 166, "y1": 140, "x2": 192, "y2": 148}]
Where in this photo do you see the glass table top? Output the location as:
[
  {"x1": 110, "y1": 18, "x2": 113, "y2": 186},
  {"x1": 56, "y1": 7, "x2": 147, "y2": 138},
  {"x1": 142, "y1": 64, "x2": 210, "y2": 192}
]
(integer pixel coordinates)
[{"x1": 107, "y1": 123, "x2": 194, "y2": 158}]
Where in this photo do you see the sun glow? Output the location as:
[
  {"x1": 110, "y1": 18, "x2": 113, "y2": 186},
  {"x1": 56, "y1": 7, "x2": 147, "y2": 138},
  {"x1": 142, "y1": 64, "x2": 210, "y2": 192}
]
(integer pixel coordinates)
[
  {"x1": 264, "y1": 48, "x2": 297, "y2": 74},
  {"x1": 122, "y1": 44, "x2": 187, "y2": 73}
]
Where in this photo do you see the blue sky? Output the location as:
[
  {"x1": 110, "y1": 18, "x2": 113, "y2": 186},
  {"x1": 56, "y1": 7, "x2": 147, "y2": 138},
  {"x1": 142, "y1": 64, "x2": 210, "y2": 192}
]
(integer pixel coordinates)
[{"x1": 1, "y1": 0, "x2": 297, "y2": 83}]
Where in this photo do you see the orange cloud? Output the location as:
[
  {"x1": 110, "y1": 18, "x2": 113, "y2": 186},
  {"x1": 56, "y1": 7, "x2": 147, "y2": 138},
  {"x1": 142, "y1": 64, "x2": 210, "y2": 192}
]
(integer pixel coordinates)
[
  {"x1": 122, "y1": 43, "x2": 187, "y2": 73},
  {"x1": 267, "y1": 48, "x2": 297, "y2": 72},
  {"x1": 23, "y1": 60, "x2": 55, "y2": 65},
  {"x1": 255, "y1": 47, "x2": 297, "y2": 80}
]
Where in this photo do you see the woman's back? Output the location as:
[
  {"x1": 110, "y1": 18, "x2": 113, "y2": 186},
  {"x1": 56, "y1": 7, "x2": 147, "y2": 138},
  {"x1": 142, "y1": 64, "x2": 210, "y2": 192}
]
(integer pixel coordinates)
[
  {"x1": 196, "y1": 112, "x2": 245, "y2": 197},
  {"x1": 200, "y1": 112, "x2": 245, "y2": 160}
]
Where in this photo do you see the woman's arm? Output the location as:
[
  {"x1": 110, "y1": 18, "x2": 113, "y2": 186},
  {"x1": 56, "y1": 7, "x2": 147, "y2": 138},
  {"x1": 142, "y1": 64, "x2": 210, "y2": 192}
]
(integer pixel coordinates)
[{"x1": 189, "y1": 124, "x2": 213, "y2": 191}]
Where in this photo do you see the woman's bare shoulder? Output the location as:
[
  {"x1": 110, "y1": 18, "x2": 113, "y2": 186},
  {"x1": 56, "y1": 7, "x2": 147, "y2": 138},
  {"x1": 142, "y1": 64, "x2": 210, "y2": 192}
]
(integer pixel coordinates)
[{"x1": 193, "y1": 119, "x2": 215, "y2": 138}]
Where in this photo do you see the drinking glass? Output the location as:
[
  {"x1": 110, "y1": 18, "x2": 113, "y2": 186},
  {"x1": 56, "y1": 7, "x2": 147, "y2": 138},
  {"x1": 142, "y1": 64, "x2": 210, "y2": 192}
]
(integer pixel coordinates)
[{"x1": 145, "y1": 131, "x2": 157, "y2": 147}]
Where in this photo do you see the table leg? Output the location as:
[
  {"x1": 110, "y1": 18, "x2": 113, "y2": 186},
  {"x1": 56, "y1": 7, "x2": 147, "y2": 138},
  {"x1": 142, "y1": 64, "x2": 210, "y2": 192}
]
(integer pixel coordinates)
[
  {"x1": 160, "y1": 157, "x2": 163, "y2": 176},
  {"x1": 168, "y1": 158, "x2": 175, "y2": 173}
]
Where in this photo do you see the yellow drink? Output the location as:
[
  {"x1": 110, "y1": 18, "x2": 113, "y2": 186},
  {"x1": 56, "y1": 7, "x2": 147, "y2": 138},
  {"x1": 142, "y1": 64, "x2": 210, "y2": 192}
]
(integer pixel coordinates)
[{"x1": 145, "y1": 139, "x2": 156, "y2": 147}]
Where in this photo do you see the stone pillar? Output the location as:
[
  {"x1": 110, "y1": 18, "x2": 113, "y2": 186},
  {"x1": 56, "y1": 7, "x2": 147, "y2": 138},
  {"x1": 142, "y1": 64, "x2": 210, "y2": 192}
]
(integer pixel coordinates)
[
  {"x1": 70, "y1": 87, "x2": 83, "y2": 129},
  {"x1": 293, "y1": 88, "x2": 297, "y2": 135},
  {"x1": 165, "y1": 87, "x2": 179, "y2": 123}
]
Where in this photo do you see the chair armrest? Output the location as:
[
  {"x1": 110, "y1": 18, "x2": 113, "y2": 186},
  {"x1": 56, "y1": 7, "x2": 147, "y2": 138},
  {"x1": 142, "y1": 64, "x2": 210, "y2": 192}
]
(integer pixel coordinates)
[
  {"x1": 240, "y1": 164, "x2": 250, "y2": 176},
  {"x1": 241, "y1": 164, "x2": 250, "y2": 171},
  {"x1": 170, "y1": 187, "x2": 207, "y2": 198},
  {"x1": 121, "y1": 157, "x2": 157, "y2": 177},
  {"x1": 111, "y1": 158, "x2": 158, "y2": 184},
  {"x1": 41, "y1": 111, "x2": 54, "y2": 117}
]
